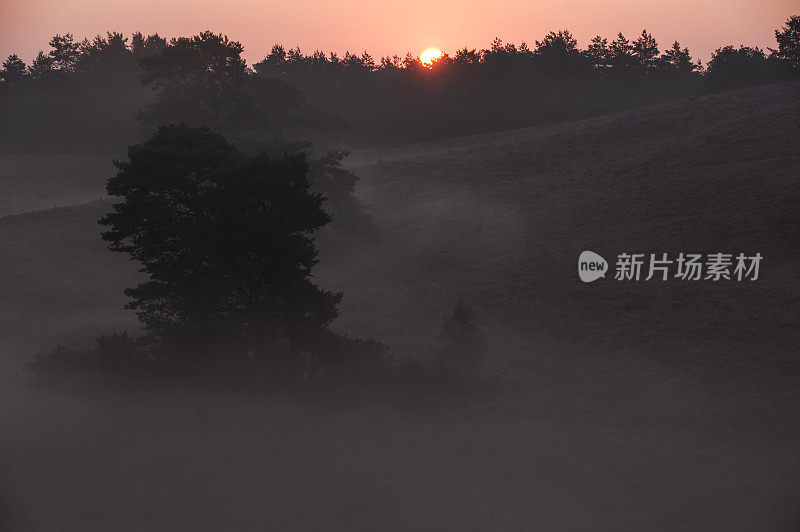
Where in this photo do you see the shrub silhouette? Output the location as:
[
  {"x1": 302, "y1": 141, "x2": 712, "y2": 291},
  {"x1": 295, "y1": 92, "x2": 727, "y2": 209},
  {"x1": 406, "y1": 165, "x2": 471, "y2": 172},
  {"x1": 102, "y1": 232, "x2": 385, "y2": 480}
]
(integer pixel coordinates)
[
  {"x1": 433, "y1": 301, "x2": 486, "y2": 372},
  {"x1": 25, "y1": 333, "x2": 152, "y2": 384}
]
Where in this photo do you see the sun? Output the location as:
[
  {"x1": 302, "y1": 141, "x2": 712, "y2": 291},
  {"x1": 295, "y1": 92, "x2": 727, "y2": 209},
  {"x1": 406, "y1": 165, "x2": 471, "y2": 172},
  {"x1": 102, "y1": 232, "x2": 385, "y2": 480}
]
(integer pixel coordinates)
[{"x1": 420, "y1": 48, "x2": 443, "y2": 65}]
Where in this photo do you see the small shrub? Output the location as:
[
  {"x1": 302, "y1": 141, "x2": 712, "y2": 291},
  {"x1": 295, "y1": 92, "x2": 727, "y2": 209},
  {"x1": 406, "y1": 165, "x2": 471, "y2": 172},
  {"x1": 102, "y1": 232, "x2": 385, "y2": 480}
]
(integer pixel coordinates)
[
  {"x1": 94, "y1": 332, "x2": 154, "y2": 374},
  {"x1": 25, "y1": 344, "x2": 93, "y2": 378},
  {"x1": 25, "y1": 329, "x2": 392, "y2": 387},
  {"x1": 432, "y1": 300, "x2": 487, "y2": 372},
  {"x1": 301, "y1": 328, "x2": 392, "y2": 381},
  {"x1": 25, "y1": 332, "x2": 154, "y2": 384}
]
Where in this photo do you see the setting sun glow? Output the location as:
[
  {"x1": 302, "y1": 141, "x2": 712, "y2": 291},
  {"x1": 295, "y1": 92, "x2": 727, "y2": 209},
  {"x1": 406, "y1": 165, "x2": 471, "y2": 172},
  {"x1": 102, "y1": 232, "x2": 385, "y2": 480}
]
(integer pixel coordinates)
[{"x1": 420, "y1": 48, "x2": 443, "y2": 64}]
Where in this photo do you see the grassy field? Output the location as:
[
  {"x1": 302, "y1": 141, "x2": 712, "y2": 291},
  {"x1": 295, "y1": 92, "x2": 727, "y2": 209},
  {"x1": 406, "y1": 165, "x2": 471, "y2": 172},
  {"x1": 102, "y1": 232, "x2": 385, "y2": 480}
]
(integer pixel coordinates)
[{"x1": 1, "y1": 82, "x2": 799, "y2": 529}]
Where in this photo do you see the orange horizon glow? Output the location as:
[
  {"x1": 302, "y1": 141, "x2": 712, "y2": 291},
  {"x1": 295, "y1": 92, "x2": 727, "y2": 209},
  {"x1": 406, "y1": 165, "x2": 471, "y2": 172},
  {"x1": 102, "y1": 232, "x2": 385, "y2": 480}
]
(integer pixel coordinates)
[{"x1": 1, "y1": 0, "x2": 797, "y2": 66}]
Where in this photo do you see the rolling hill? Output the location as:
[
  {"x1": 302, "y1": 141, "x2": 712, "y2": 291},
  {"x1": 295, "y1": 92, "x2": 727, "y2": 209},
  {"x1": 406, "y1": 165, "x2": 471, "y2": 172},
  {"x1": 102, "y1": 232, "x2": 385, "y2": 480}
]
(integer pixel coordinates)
[{"x1": 1, "y1": 82, "x2": 799, "y2": 529}]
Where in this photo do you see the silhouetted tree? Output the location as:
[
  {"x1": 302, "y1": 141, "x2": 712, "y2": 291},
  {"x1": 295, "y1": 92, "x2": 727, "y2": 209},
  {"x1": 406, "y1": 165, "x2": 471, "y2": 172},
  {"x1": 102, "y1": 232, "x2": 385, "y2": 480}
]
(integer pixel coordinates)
[
  {"x1": 586, "y1": 36, "x2": 611, "y2": 69},
  {"x1": 259, "y1": 44, "x2": 287, "y2": 73},
  {"x1": 774, "y1": 15, "x2": 800, "y2": 71},
  {"x1": 481, "y1": 37, "x2": 527, "y2": 72},
  {"x1": 138, "y1": 31, "x2": 261, "y2": 137},
  {"x1": 705, "y1": 45, "x2": 770, "y2": 91},
  {"x1": 47, "y1": 33, "x2": 80, "y2": 71},
  {"x1": 452, "y1": 48, "x2": 480, "y2": 66},
  {"x1": 143, "y1": 33, "x2": 346, "y2": 151},
  {"x1": 308, "y1": 149, "x2": 372, "y2": 234},
  {"x1": 402, "y1": 51, "x2": 424, "y2": 71},
  {"x1": 533, "y1": 30, "x2": 587, "y2": 74},
  {"x1": 131, "y1": 32, "x2": 167, "y2": 57},
  {"x1": 79, "y1": 32, "x2": 131, "y2": 65},
  {"x1": 99, "y1": 124, "x2": 342, "y2": 375},
  {"x1": 380, "y1": 54, "x2": 403, "y2": 69},
  {"x1": 342, "y1": 51, "x2": 375, "y2": 71},
  {"x1": 633, "y1": 30, "x2": 660, "y2": 71},
  {"x1": 28, "y1": 51, "x2": 55, "y2": 78},
  {"x1": 609, "y1": 32, "x2": 636, "y2": 71},
  {"x1": 0, "y1": 54, "x2": 28, "y2": 85},
  {"x1": 661, "y1": 41, "x2": 701, "y2": 72}
]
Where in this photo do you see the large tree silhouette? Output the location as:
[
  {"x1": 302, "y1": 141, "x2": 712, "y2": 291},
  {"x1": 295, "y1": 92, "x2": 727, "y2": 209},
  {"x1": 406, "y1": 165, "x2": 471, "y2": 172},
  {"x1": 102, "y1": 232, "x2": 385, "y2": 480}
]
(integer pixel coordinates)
[
  {"x1": 100, "y1": 124, "x2": 342, "y2": 372},
  {"x1": 137, "y1": 31, "x2": 261, "y2": 137}
]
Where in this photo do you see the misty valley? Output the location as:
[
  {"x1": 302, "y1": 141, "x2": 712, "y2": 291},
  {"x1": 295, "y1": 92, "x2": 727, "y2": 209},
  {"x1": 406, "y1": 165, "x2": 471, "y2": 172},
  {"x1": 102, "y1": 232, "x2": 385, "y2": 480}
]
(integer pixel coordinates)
[{"x1": 1, "y1": 11, "x2": 800, "y2": 531}]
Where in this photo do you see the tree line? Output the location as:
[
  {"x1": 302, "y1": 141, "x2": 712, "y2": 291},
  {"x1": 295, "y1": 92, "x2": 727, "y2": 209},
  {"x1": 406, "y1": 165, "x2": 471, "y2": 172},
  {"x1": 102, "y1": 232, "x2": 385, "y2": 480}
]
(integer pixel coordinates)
[
  {"x1": 257, "y1": 30, "x2": 702, "y2": 75},
  {"x1": 1, "y1": 16, "x2": 798, "y2": 149},
  {"x1": 4, "y1": 20, "x2": 797, "y2": 82}
]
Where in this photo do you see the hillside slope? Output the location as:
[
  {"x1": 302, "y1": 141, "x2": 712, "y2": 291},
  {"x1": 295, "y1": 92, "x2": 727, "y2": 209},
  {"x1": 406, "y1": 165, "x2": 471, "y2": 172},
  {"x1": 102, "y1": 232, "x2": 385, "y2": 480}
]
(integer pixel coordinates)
[
  {"x1": 1, "y1": 82, "x2": 798, "y2": 373},
  {"x1": 1, "y1": 83, "x2": 799, "y2": 530},
  {"x1": 333, "y1": 82, "x2": 800, "y2": 373}
]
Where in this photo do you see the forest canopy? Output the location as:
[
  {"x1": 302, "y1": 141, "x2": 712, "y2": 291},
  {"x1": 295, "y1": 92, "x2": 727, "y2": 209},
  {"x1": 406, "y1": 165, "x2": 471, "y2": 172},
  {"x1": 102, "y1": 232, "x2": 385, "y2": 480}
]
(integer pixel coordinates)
[{"x1": 1, "y1": 17, "x2": 798, "y2": 152}]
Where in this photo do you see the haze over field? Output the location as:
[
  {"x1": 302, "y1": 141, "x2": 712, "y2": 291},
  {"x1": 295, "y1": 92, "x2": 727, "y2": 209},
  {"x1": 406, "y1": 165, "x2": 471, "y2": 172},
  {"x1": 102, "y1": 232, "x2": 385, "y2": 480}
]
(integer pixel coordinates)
[
  {"x1": 2, "y1": 6, "x2": 800, "y2": 528},
  {"x1": 1, "y1": 83, "x2": 798, "y2": 528}
]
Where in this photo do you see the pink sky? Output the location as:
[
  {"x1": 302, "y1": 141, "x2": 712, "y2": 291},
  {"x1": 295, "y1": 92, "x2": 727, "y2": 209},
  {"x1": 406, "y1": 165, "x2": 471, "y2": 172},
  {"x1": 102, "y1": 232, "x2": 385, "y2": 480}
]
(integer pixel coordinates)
[{"x1": 1, "y1": 0, "x2": 796, "y2": 66}]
